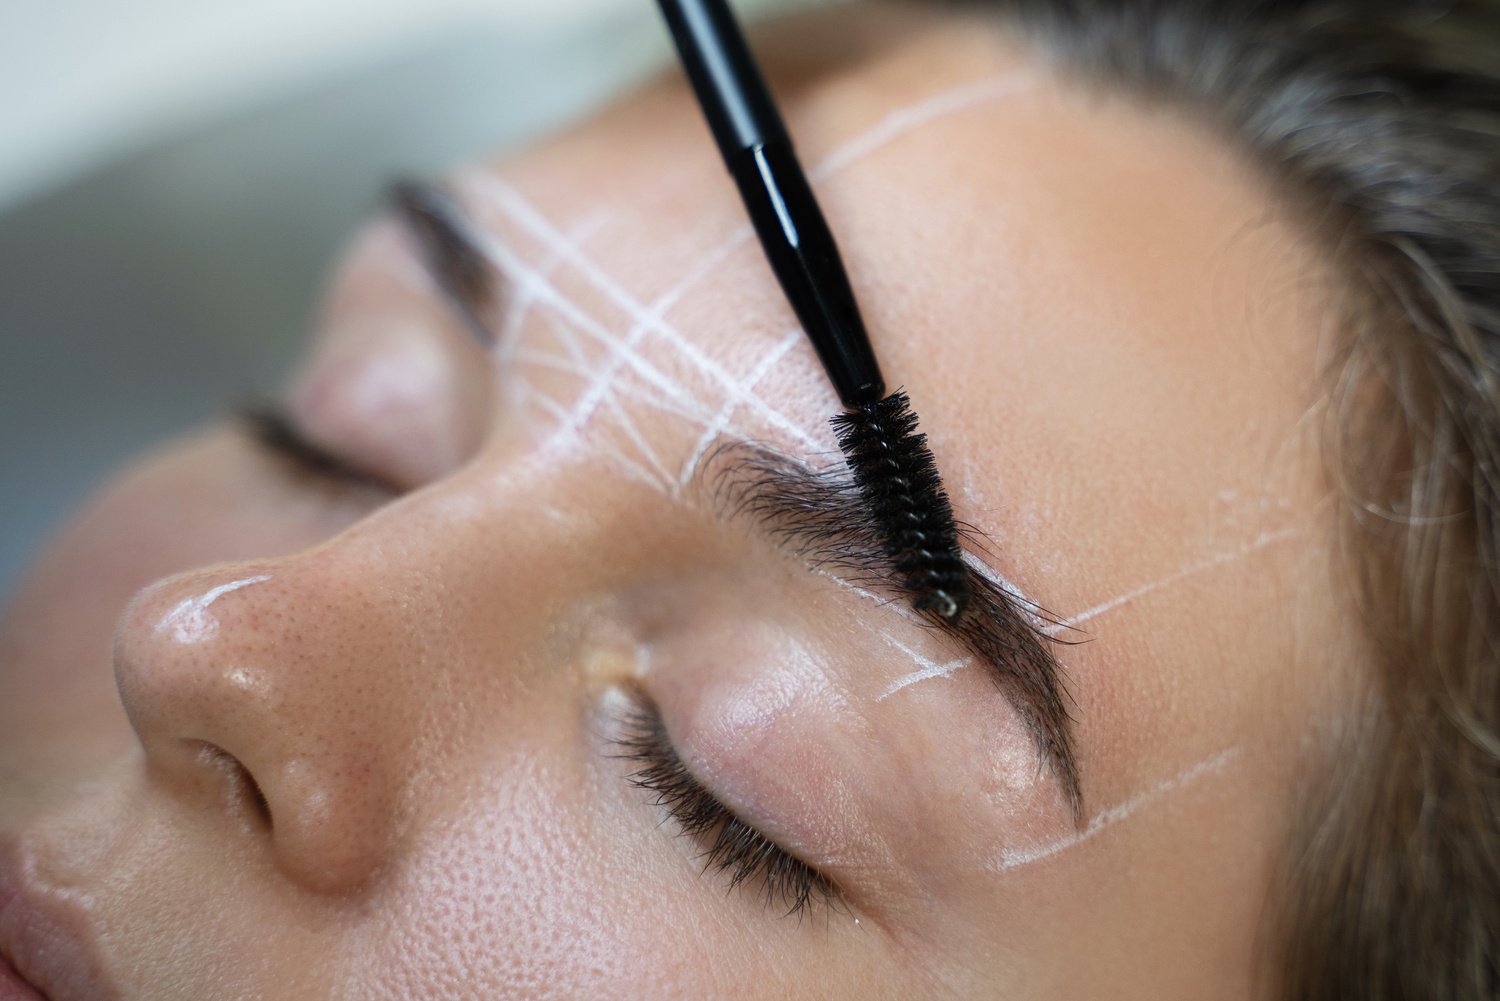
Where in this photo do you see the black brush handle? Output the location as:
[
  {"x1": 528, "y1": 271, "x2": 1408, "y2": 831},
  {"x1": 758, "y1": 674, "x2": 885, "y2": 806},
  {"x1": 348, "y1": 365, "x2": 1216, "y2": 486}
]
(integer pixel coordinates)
[
  {"x1": 656, "y1": 0, "x2": 788, "y2": 156},
  {"x1": 657, "y1": 0, "x2": 886, "y2": 406}
]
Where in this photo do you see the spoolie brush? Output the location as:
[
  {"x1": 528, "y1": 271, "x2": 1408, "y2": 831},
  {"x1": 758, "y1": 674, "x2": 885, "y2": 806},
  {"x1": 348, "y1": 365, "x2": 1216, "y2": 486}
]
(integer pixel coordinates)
[
  {"x1": 830, "y1": 392, "x2": 969, "y2": 619},
  {"x1": 658, "y1": 0, "x2": 971, "y2": 620}
]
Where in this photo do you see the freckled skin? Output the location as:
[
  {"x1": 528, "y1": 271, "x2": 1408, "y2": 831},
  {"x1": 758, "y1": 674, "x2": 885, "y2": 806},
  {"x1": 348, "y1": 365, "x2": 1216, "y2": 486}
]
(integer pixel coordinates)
[{"x1": 0, "y1": 4, "x2": 1361, "y2": 998}]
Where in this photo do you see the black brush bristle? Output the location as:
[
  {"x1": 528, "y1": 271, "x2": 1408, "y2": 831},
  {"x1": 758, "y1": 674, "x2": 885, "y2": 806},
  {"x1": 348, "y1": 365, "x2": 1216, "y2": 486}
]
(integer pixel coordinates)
[{"x1": 831, "y1": 390, "x2": 970, "y2": 620}]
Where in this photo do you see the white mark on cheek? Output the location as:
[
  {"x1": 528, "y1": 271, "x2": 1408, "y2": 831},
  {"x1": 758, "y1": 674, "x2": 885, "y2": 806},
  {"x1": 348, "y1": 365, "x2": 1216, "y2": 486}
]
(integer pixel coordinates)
[
  {"x1": 155, "y1": 575, "x2": 272, "y2": 645},
  {"x1": 991, "y1": 745, "x2": 1243, "y2": 872}
]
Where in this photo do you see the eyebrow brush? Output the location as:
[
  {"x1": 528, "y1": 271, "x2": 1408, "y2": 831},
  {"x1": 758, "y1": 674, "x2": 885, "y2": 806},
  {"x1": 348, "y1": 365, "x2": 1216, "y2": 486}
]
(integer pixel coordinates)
[{"x1": 657, "y1": 0, "x2": 971, "y2": 620}]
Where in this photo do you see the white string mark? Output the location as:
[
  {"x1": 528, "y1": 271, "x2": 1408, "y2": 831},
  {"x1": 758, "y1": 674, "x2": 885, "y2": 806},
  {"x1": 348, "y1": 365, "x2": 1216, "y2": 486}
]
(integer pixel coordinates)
[
  {"x1": 992, "y1": 745, "x2": 1243, "y2": 872},
  {"x1": 468, "y1": 228, "x2": 719, "y2": 434},
  {"x1": 600, "y1": 389, "x2": 675, "y2": 490},
  {"x1": 461, "y1": 69, "x2": 1046, "y2": 469},
  {"x1": 876, "y1": 634, "x2": 972, "y2": 701},
  {"x1": 1046, "y1": 527, "x2": 1304, "y2": 634},
  {"x1": 559, "y1": 232, "x2": 752, "y2": 449},
  {"x1": 877, "y1": 528, "x2": 1305, "y2": 698},
  {"x1": 677, "y1": 327, "x2": 804, "y2": 487},
  {"x1": 155, "y1": 575, "x2": 271, "y2": 645},
  {"x1": 536, "y1": 308, "x2": 592, "y2": 369},
  {"x1": 470, "y1": 175, "x2": 825, "y2": 452},
  {"x1": 810, "y1": 70, "x2": 1039, "y2": 180},
  {"x1": 514, "y1": 384, "x2": 662, "y2": 489},
  {"x1": 494, "y1": 211, "x2": 612, "y2": 368},
  {"x1": 517, "y1": 302, "x2": 771, "y2": 464},
  {"x1": 511, "y1": 347, "x2": 715, "y2": 427},
  {"x1": 612, "y1": 69, "x2": 1043, "y2": 343},
  {"x1": 961, "y1": 550, "x2": 1064, "y2": 635},
  {"x1": 809, "y1": 567, "x2": 913, "y2": 616}
]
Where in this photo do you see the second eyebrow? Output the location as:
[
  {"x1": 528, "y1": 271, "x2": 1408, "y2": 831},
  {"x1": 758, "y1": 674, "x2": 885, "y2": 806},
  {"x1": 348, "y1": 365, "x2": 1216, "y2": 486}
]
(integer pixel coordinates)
[
  {"x1": 704, "y1": 441, "x2": 1083, "y2": 818},
  {"x1": 390, "y1": 179, "x2": 497, "y2": 347}
]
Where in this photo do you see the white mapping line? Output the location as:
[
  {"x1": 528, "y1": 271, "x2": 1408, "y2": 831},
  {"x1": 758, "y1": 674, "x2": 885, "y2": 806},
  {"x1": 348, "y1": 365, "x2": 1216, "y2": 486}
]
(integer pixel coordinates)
[
  {"x1": 511, "y1": 347, "x2": 714, "y2": 428},
  {"x1": 876, "y1": 633, "x2": 972, "y2": 701},
  {"x1": 554, "y1": 230, "x2": 752, "y2": 447},
  {"x1": 1046, "y1": 527, "x2": 1305, "y2": 634},
  {"x1": 155, "y1": 574, "x2": 271, "y2": 645},
  {"x1": 600, "y1": 389, "x2": 675, "y2": 491},
  {"x1": 879, "y1": 528, "x2": 1306, "y2": 699},
  {"x1": 810, "y1": 70, "x2": 1039, "y2": 181},
  {"x1": 620, "y1": 69, "x2": 1042, "y2": 337},
  {"x1": 961, "y1": 550, "x2": 1062, "y2": 634},
  {"x1": 676, "y1": 327, "x2": 803, "y2": 488},
  {"x1": 992, "y1": 745, "x2": 1243, "y2": 872},
  {"x1": 469, "y1": 228, "x2": 719, "y2": 433},
  {"x1": 514, "y1": 384, "x2": 663, "y2": 490},
  {"x1": 494, "y1": 211, "x2": 612, "y2": 369},
  {"x1": 469, "y1": 175, "x2": 825, "y2": 453},
  {"x1": 809, "y1": 567, "x2": 911, "y2": 615},
  {"x1": 464, "y1": 69, "x2": 1046, "y2": 467}
]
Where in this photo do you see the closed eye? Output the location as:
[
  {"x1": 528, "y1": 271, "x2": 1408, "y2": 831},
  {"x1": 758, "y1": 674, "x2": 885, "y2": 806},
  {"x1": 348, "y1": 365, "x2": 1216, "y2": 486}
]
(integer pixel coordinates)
[
  {"x1": 611, "y1": 692, "x2": 842, "y2": 919},
  {"x1": 235, "y1": 401, "x2": 403, "y2": 495}
]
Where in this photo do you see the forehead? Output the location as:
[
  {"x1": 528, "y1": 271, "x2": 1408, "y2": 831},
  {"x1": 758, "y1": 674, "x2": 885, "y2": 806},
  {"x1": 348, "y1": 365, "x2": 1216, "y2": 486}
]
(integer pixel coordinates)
[
  {"x1": 452, "y1": 3, "x2": 1327, "y2": 490},
  {"x1": 440, "y1": 1, "x2": 1339, "y2": 823}
]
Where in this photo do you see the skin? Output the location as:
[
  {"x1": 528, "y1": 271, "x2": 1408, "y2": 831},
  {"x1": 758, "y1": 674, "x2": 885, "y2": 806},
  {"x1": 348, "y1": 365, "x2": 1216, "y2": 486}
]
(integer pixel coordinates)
[{"x1": 0, "y1": 5, "x2": 1363, "y2": 999}]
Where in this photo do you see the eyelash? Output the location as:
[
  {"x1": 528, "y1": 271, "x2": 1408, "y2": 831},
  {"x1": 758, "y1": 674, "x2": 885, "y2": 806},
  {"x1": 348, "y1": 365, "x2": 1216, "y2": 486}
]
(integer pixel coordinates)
[
  {"x1": 235, "y1": 401, "x2": 395, "y2": 493},
  {"x1": 612, "y1": 696, "x2": 840, "y2": 919}
]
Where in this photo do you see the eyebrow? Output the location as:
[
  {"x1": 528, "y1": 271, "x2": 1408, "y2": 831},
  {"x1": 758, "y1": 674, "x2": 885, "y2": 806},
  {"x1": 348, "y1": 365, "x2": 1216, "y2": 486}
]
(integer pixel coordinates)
[
  {"x1": 388, "y1": 180, "x2": 1082, "y2": 816},
  {"x1": 391, "y1": 180, "x2": 497, "y2": 346},
  {"x1": 704, "y1": 442, "x2": 1083, "y2": 817}
]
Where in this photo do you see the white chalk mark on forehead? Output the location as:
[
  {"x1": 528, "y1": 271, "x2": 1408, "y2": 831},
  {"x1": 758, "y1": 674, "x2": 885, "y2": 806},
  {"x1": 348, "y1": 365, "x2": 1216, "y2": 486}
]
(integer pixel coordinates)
[
  {"x1": 155, "y1": 575, "x2": 272, "y2": 645},
  {"x1": 1047, "y1": 526, "x2": 1304, "y2": 633},
  {"x1": 991, "y1": 745, "x2": 1243, "y2": 872},
  {"x1": 876, "y1": 524, "x2": 1305, "y2": 700},
  {"x1": 473, "y1": 175, "x2": 826, "y2": 453},
  {"x1": 450, "y1": 68, "x2": 1050, "y2": 497},
  {"x1": 677, "y1": 327, "x2": 805, "y2": 488},
  {"x1": 811, "y1": 70, "x2": 1040, "y2": 180},
  {"x1": 493, "y1": 211, "x2": 613, "y2": 365}
]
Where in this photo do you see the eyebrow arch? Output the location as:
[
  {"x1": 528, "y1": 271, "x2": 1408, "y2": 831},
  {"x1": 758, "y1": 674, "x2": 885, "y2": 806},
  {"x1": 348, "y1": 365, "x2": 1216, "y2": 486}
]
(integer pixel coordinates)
[{"x1": 703, "y1": 441, "x2": 1083, "y2": 817}]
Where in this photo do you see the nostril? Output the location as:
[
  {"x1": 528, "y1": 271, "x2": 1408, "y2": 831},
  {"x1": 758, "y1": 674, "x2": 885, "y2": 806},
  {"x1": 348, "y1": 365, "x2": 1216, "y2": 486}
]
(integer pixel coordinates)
[{"x1": 190, "y1": 741, "x2": 274, "y2": 832}]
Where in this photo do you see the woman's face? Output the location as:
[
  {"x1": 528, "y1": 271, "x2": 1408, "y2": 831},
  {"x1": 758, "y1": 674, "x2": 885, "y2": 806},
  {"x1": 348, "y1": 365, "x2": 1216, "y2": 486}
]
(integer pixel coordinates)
[{"x1": 0, "y1": 6, "x2": 1357, "y2": 999}]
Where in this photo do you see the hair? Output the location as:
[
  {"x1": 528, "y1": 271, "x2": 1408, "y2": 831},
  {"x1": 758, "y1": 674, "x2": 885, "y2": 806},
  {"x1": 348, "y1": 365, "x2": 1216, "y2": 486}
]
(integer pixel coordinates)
[{"x1": 952, "y1": 0, "x2": 1500, "y2": 996}]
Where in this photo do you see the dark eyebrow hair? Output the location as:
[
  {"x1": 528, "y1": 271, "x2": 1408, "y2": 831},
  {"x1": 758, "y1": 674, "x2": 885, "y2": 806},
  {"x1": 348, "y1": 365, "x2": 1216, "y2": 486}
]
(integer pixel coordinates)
[
  {"x1": 703, "y1": 441, "x2": 1083, "y2": 817},
  {"x1": 390, "y1": 179, "x2": 496, "y2": 347},
  {"x1": 384, "y1": 178, "x2": 1082, "y2": 815}
]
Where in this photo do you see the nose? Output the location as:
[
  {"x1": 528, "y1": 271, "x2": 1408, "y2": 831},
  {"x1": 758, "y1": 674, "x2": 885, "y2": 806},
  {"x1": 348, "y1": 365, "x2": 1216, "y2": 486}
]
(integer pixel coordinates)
[{"x1": 113, "y1": 554, "x2": 422, "y2": 895}]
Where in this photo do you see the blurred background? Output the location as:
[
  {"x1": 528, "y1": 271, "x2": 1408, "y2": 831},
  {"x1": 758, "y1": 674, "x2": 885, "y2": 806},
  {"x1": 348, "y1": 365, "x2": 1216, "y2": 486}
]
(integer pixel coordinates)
[{"x1": 0, "y1": 0, "x2": 793, "y2": 597}]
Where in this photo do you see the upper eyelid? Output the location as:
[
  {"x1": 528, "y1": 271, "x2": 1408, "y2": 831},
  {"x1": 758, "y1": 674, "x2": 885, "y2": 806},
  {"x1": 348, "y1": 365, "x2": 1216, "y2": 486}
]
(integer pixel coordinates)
[
  {"x1": 235, "y1": 402, "x2": 403, "y2": 495},
  {"x1": 610, "y1": 691, "x2": 842, "y2": 916},
  {"x1": 700, "y1": 440, "x2": 1084, "y2": 817}
]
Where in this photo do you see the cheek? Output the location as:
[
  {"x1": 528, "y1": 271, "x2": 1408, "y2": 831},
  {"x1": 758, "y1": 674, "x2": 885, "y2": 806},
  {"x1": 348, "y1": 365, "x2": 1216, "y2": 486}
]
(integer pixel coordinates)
[{"x1": 350, "y1": 756, "x2": 703, "y2": 1000}]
